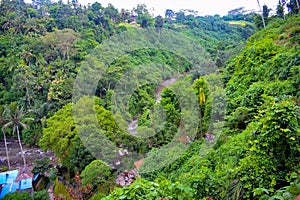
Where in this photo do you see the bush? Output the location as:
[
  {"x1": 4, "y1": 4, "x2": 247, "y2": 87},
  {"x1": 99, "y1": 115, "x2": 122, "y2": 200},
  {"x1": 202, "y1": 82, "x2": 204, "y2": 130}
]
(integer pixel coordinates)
[
  {"x1": 33, "y1": 190, "x2": 50, "y2": 200},
  {"x1": 2, "y1": 192, "x2": 31, "y2": 200},
  {"x1": 81, "y1": 160, "x2": 112, "y2": 188}
]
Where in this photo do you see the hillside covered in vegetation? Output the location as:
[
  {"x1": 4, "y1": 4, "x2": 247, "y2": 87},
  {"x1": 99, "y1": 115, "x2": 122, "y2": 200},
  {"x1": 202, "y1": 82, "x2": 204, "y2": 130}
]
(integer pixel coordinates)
[{"x1": 0, "y1": 0, "x2": 299, "y2": 199}]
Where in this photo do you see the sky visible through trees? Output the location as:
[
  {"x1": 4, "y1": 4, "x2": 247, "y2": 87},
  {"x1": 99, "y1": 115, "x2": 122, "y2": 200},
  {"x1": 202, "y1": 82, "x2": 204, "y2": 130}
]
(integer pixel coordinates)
[{"x1": 24, "y1": 0, "x2": 279, "y2": 16}]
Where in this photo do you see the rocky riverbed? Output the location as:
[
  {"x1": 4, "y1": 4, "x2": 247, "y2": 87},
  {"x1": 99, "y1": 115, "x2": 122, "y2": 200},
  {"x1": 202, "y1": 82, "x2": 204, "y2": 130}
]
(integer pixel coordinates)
[{"x1": 0, "y1": 139, "x2": 55, "y2": 173}]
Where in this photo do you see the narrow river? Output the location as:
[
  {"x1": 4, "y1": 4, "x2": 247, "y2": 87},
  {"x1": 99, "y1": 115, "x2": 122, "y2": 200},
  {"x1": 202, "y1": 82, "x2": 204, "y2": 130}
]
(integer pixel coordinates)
[{"x1": 127, "y1": 78, "x2": 177, "y2": 136}]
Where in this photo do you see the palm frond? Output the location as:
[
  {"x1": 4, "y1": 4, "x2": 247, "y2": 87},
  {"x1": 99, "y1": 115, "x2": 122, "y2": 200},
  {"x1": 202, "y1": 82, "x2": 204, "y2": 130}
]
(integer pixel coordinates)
[
  {"x1": 23, "y1": 117, "x2": 34, "y2": 121},
  {"x1": 18, "y1": 121, "x2": 30, "y2": 129},
  {"x1": 2, "y1": 121, "x2": 13, "y2": 130}
]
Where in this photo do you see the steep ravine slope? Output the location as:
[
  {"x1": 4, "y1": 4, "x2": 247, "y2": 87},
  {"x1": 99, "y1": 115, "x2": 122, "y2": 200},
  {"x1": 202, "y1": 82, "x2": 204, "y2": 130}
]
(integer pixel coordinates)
[{"x1": 104, "y1": 15, "x2": 300, "y2": 200}]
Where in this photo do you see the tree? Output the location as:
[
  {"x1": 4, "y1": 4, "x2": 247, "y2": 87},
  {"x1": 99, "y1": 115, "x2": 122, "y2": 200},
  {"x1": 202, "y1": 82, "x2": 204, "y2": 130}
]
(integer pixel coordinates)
[
  {"x1": 0, "y1": 106, "x2": 10, "y2": 170},
  {"x1": 193, "y1": 78, "x2": 209, "y2": 138},
  {"x1": 137, "y1": 14, "x2": 153, "y2": 28},
  {"x1": 68, "y1": 138, "x2": 96, "y2": 172},
  {"x1": 277, "y1": 0, "x2": 287, "y2": 18},
  {"x1": 39, "y1": 97, "x2": 129, "y2": 170},
  {"x1": 120, "y1": 8, "x2": 131, "y2": 23},
  {"x1": 90, "y1": 2, "x2": 102, "y2": 12},
  {"x1": 2, "y1": 105, "x2": 33, "y2": 169},
  {"x1": 134, "y1": 3, "x2": 149, "y2": 15},
  {"x1": 198, "y1": 87, "x2": 206, "y2": 138},
  {"x1": 105, "y1": 3, "x2": 120, "y2": 23},
  {"x1": 39, "y1": 103, "x2": 78, "y2": 166},
  {"x1": 256, "y1": 0, "x2": 266, "y2": 28},
  {"x1": 262, "y1": 5, "x2": 270, "y2": 26},
  {"x1": 42, "y1": 28, "x2": 79, "y2": 61},
  {"x1": 12, "y1": 64, "x2": 37, "y2": 108},
  {"x1": 287, "y1": 0, "x2": 300, "y2": 14},
  {"x1": 42, "y1": 108, "x2": 96, "y2": 171},
  {"x1": 277, "y1": 0, "x2": 285, "y2": 18},
  {"x1": 175, "y1": 11, "x2": 185, "y2": 23},
  {"x1": 165, "y1": 9, "x2": 175, "y2": 23},
  {"x1": 155, "y1": 15, "x2": 164, "y2": 34}
]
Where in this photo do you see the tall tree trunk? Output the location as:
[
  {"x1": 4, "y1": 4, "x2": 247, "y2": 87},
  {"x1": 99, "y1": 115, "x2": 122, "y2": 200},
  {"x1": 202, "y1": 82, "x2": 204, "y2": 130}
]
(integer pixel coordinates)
[
  {"x1": 2, "y1": 130, "x2": 11, "y2": 170},
  {"x1": 256, "y1": 0, "x2": 266, "y2": 27},
  {"x1": 282, "y1": 0, "x2": 287, "y2": 20},
  {"x1": 16, "y1": 125, "x2": 27, "y2": 169}
]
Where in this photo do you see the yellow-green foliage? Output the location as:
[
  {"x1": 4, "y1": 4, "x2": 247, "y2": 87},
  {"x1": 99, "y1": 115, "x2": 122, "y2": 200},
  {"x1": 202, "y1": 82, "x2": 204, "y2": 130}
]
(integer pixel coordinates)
[
  {"x1": 228, "y1": 21, "x2": 248, "y2": 26},
  {"x1": 53, "y1": 178, "x2": 72, "y2": 200}
]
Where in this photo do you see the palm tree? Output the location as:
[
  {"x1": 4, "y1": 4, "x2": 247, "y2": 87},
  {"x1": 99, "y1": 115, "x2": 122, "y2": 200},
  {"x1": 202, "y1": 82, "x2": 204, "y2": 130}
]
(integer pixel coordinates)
[
  {"x1": 2, "y1": 105, "x2": 33, "y2": 170},
  {"x1": 0, "y1": 107, "x2": 11, "y2": 170}
]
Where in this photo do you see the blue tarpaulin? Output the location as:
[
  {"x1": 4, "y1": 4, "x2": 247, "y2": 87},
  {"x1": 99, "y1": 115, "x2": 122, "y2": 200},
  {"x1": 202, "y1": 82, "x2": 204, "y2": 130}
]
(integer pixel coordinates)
[
  {"x1": 0, "y1": 182, "x2": 19, "y2": 199},
  {"x1": 0, "y1": 170, "x2": 32, "y2": 199},
  {"x1": 19, "y1": 178, "x2": 32, "y2": 190},
  {"x1": 0, "y1": 170, "x2": 18, "y2": 185}
]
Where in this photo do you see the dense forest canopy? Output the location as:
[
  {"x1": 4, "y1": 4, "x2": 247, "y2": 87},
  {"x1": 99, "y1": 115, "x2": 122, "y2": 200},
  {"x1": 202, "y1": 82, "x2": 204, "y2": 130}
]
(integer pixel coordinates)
[{"x1": 0, "y1": 0, "x2": 299, "y2": 199}]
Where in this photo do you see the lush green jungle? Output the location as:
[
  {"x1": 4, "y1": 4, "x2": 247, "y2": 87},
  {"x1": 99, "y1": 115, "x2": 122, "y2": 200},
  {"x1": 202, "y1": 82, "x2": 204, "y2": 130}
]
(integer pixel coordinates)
[{"x1": 0, "y1": 0, "x2": 299, "y2": 199}]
